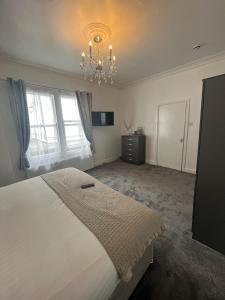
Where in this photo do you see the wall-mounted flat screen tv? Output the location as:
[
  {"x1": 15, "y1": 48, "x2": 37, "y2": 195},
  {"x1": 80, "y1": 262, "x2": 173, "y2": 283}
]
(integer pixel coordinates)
[{"x1": 92, "y1": 111, "x2": 114, "y2": 126}]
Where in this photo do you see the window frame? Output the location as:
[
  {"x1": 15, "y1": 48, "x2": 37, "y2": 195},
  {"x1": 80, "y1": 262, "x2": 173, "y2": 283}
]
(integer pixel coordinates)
[{"x1": 26, "y1": 85, "x2": 87, "y2": 161}]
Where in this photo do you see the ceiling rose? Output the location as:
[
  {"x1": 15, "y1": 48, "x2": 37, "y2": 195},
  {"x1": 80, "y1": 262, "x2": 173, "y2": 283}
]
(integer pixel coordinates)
[{"x1": 80, "y1": 23, "x2": 117, "y2": 86}]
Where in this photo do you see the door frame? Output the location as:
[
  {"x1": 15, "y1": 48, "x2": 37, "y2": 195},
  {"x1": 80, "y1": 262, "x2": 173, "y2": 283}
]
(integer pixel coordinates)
[{"x1": 156, "y1": 99, "x2": 190, "y2": 171}]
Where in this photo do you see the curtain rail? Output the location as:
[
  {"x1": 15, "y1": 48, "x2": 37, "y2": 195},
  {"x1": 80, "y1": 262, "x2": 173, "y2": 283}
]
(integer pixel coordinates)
[{"x1": 0, "y1": 77, "x2": 87, "y2": 94}]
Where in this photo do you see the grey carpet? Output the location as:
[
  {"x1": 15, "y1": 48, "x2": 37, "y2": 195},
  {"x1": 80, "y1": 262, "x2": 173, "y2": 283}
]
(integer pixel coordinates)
[{"x1": 87, "y1": 160, "x2": 225, "y2": 300}]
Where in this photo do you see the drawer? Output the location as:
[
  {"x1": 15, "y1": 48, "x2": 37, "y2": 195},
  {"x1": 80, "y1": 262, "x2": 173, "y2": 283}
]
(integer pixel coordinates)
[
  {"x1": 125, "y1": 136, "x2": 138, "y2": 141},
  {"x1": 126, "y1": 157, "x2": 136, "y2": 163},
  {"x1": 122, "y1": 155, "x2": 138, "y2": 163},
  {"x1": 126, "y1": 141, "x2": 137, "y2": 147},
  {"x1": 122, "y1": 151, "x2": 136, "y2": 158},
  {"x1": 123, "y1": 137, "x2": 138, "y2": 144}
]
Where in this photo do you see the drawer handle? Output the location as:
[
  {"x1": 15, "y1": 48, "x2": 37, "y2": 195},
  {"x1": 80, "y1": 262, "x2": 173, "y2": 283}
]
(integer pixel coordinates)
[
  {"x1": 128, "y1": 148, "x2": 132, "y2": 151},
  {"x1": 128, "y1": 153, "x2": 132, "y2": 156},
  {"x1": 128, "y1": 158, "x2": 133, "y2": 161},
  {"x1": 128, "y1": 143, "x2": 133, "y2": 146}
]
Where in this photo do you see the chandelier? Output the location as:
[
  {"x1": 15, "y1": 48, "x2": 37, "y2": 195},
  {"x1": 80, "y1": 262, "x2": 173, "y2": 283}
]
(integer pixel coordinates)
[{"x1": 80, "y1": 23, "x2": 117, "y2": 86}]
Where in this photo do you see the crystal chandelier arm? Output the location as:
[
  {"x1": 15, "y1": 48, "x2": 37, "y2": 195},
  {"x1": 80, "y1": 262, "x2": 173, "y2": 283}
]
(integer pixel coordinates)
[{"x1": 89, "y1": 55, "x2": 97, "y2": 65}]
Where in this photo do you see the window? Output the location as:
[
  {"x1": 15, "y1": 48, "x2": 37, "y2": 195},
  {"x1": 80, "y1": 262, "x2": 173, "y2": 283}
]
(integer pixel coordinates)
[{"x1": 26, "y1": 87, "x2": 91, "y2": 169}]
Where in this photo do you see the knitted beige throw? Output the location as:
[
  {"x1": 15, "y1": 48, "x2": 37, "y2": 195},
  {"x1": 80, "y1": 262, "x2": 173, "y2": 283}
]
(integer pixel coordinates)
[{"x1": 41, "y1": 168, "x2": 164, "y2": 281}]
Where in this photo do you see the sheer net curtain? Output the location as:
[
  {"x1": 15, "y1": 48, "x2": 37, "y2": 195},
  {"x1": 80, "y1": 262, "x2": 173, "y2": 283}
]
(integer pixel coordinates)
[{"x1": 26, "y1": 87, "x2": 92, "y2": 174}]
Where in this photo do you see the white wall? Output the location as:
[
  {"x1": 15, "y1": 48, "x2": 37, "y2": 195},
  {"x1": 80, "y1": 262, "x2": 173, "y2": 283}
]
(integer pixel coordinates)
[
  {"x1": 0, "y1": 56, "x2": 121, "y2": 185},
  {"x1": 0, "y1": 113, "x2": 16, "y2": 185},
  {"x1": 121, "y1": 54, "x2": 225, "y2": 173}
]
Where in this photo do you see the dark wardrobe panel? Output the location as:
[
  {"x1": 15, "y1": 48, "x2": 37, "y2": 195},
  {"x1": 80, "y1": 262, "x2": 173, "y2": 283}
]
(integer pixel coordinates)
[{"x1": 192, "y1": 74, "x2": 225, "y2": 255}]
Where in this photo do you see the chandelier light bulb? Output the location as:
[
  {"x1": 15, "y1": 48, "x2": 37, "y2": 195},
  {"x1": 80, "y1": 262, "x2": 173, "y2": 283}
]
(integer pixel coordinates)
[
  {"x1": 81, "y1": 52, "x2": 85, "y2": 65},
  {"x1": 113, "y1": 56, "x2": 116, "y2": 61},
  {"x1": 88, "y1": 41, "x2": 92, "y2": 58},
  {"x1": 109, "y1": 45, "x2": 112, "y2": 60}
]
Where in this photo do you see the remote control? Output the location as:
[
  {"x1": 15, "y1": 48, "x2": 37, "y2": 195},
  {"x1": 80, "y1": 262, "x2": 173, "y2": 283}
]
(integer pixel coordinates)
[{"x1": 81, "y1": 183, "x2": 95, "y2": 189}]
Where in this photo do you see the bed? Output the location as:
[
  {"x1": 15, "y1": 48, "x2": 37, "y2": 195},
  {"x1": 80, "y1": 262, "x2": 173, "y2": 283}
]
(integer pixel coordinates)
[{"x1": 0, "y1": 168, "x2": 164, "y2": 300}]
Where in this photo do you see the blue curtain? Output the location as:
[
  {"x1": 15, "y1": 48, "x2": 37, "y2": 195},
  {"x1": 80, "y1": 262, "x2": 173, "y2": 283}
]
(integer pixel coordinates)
[
  {"x1": 75, "y1": 91, "x2": 95, "y2": 154},
  {"x1": 7, "y1": 78, "x2": 30, "y2": 169}
]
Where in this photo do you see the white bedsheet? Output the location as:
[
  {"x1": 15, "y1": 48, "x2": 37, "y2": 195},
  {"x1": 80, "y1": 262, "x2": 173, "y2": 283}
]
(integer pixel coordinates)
[{"x1": 0, "y1": 177, "x2": 119, "y2": 300}]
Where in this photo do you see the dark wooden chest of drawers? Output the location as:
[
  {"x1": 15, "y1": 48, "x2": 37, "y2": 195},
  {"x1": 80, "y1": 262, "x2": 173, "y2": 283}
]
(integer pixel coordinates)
[{"x1": 121, "y1": 135, "x2": 146, "y2": 165}]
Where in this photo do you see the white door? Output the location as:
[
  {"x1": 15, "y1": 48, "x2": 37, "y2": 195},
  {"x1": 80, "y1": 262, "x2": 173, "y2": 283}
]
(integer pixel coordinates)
[{"x1": 157, "y1": 101, "x2": 186, "y2": 171}]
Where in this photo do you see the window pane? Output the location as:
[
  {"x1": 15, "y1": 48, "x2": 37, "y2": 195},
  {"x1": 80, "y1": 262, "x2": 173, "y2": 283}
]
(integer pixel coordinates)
[
  {"x1": 27, "y1": 92, "x2": 56, "y2": 126},
  {"x1": 61, "y1": 96, "x2": 80, "y2": 121},
  {"x1": 64, "y1": 124, "x2": 81, "y2": 149},
  {"x1": 29, "y1": 126, "x2": 59, "y2": 156},
  {"x1": 27, "y1": 90, "x2": 60, "y2": 160},
  {"x1": 40, "y1": 95, "x2": 55, "y2": 124}
]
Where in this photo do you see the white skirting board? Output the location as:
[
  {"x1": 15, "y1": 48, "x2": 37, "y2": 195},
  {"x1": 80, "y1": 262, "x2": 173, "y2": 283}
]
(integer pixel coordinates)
[
  {"x1": 183, "y1": 168, "x2": 196, "y2": 174},
  {"x1": 94, "y1": 156, "x2": 120, "y2": 168},
  {"x1": 147, "y1": 160, "x2": 196, "y2": 174}
]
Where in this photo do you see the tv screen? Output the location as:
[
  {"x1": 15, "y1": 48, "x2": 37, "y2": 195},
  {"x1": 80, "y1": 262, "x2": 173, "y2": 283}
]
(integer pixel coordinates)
[{"x1": 92, "y1": 112, "x2": 114, "y2": 126}]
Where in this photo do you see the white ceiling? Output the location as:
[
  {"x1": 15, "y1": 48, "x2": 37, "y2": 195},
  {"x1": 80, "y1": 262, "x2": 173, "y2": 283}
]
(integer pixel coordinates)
[{"x1": 0, "y1": 0, "x2": 225, "y2": 86}]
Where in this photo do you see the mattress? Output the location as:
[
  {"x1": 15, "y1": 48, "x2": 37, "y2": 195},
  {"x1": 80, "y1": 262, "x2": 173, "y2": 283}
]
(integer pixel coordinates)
[{"x1": 0, "y1": 176, "x2": 119, "y2": 300}]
